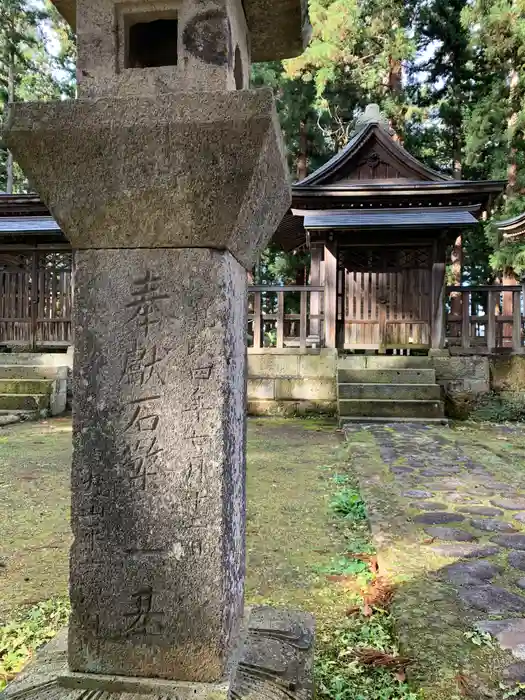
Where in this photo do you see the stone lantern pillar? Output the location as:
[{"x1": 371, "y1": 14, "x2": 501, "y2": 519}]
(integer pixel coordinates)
[{"x1": 4, "y1": 1, "x2": 314, "y2": 698}]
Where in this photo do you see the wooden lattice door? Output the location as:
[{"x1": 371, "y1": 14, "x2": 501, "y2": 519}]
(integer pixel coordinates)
[
  {"x1": 343, "y1": 246, "x2": 432, "y2": 351},
  {"x1": 0, "y1": 250, "x2": 72, "y2": 349}
]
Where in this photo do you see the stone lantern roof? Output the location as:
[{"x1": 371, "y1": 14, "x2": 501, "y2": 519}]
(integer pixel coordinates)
[{"x1": 51, "y1": 0, "x2": 311, "y2": 62}]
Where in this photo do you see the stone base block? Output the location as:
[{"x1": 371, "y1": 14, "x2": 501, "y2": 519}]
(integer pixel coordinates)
[
  {"x1": 0, "y1": 607, "x2": 315, "y2": 700},
  {"x1": 59, "y1": 672, "x2": 230, "y2": 700}
]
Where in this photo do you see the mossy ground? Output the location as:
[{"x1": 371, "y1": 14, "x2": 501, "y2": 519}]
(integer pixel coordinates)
[
  {"x1": 0, "y1": 418, "x2": 71, "y2": 618},
  {"x1": 7, "y1": 416, "x2": 524, "y2": 697},
  {"x1": 0, "y1": 416, "x2": 420, "y2": 699}
]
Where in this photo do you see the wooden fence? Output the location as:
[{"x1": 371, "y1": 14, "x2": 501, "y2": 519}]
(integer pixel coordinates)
[
  {"x1": 248, "y1": 286, "x2": 325, "y2": 349},
  {"x1": 249, "y1": 283, "x2": 525, "y2": 354},
  {"x1": 446, "y1": 284, "x2": 524, "y2": 353}
]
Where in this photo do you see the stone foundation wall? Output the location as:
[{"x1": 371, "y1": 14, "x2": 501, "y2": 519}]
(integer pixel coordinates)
[
  {"x1": 247, "y1": 349, "x2": 337, "y2": 416},
  {"x1": 433, "y1": 354, "x2": 525, "y2": 418},
  {"x1": 490, "y1": 356, "x2": 525, "y2": 393}
]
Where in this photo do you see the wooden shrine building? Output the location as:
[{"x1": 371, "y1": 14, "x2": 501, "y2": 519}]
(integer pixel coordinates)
[
  {"x1": 0, "y1": 194, "x2": 72, "y2": 350},
  {"x1": 0, "y1": 104, "x2": 507, "y2": 355},
  {"x1": 273, "y1": 105, "x2": 506, "y2": 353},
  {"x1": 494, "y1": 211, "x2": 525, "y2": 245}
]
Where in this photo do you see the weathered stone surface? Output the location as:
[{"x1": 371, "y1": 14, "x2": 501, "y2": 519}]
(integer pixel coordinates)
[
  {"x1": 470, "y1": 518, "x2": 518, "y2": 533},
  {"x1": 413, "y1": 512, "x2": 465, "y2": 525},
  {"x1": 457, "y1": 506, "x2": 504, "y2": 517},
  {"x1": 391, "y1": 466, "x2": 415, "y2": 475},
  {"x1": 501, "y1": 636, "x2": 525, "y2": 661},
  {"x1": 517, "y1": 578, "x2": 525, "y2": 590},
  {"x1": 492, "y1": 535, "x2": 525, "y2": 550},
  {"x1": 474, "y1": 619, "x2": 525, "y2": 660},
  {"x1": 413, "y1": 502, "x2": 448, "y2": 511},
  {"x1": 440, "y1": 560, "x2": 502, "y2": 586},
  {"x1": 458, "y1": 585, "x2": 525, "y2": 614},
  {"x1": 5, "y1": 91, "x2": 290, "y2": 270},
  {"x1": 231, "y1": 606, "x2": 315, "y2": 700},
  {"x1": 491, "y1": 497, "x2": 525, "y2": 511},
  {"x1": 475, "y1": 619, "x2": 525, "y2": 637},
  {"x1": 69, "y1": 248, "x2": 247, "y2": 681},
  {"x1": 503, "y1": 663, "x2": 525, "y2": 683},
  {"x1": 1, "y1": 607, "x2": 315, "y2": 700},
  {"x1": 425, "y1": 527, "x2": 476, "y2": 542},
  {"x1": 508, "y1": 551, "x2": 525, "y2": 571},
  {"x1": 430, "y1": 543, "x2": 500, "y2": 558},
  {"x1": 445, "y1": 493, "x2": 475, "y2": 504},
  {"x1": 514, "y1": 512, "x2": 525, "y2": 523},
  {"x1": 403, "y1": 490, "x2": 434, "y2": 499},
  {"x1": 51, "y1": 0, "x2": 310, "y2": 64}
]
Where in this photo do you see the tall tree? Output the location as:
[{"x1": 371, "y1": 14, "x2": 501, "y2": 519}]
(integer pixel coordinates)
[
  {"x1": 0, "y1": 0, "x2": 75, "y2": 192},
  {"x1": 463, "y1": 0, "x2": 525, "y2": 277}
]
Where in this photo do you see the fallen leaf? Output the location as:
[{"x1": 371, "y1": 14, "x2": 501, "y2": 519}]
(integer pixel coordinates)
[
  {"x1": 352, "y1": 648, "x2": 411, "y2": 670},
  {"x1": 361, "y1": 576, "x2": 396, "y2": 609},
  {"x1": 394, "y1": 670, "x2": 406, "y2": 682}
]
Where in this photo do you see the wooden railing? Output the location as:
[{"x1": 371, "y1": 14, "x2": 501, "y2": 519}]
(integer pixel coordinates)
[
  {"x1": 446, "y1": 285, "x2": 524, "y2": 353},
  {"x1": 248, "y1": 286, "x2": 325, "y2": 349}
]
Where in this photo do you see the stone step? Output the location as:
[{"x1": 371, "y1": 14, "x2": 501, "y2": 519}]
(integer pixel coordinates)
[
  {"x1": 340, "y1": 416, "x2": 448, "y2": 426},
  {"x1": 0, "y1": 365, "x2": 60, "y2": 380},
  {"x1": 0, "y1": 379, "x2": 53, "y2": 394},
  {"x1": 339, "y1": 398, "x2": 444, "y2": 419},
  {"x1": 0, "y1": 393, "x2": 49, "y2": 412},
  {"x1": 338, "y1": 355, "x2": 432, "y2": 370},
  {"x1": 338, "y1": 382, "x2": 441, "y2": 400},
  {"x1": 338, "y1": 368, "x2": 436, "y2": 384}
]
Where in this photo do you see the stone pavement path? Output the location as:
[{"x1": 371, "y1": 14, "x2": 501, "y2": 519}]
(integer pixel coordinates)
[{"x1": 345, "y1": 422, "x2": 525, "y2": 693}]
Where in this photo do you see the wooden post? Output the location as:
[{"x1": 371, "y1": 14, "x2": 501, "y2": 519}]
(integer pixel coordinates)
[
  {"x1": 324, "y1": 241, "x2": 338, "y2": 349},
  {"x1": 300, "y1": 290, "x2": 307, "y2": 350},
  {"x1": 487, "y1": 290, "x2": 497, "y2": 353},
  {"x1": 513, "y1": 289, "x2": 522, "y2": 353},
  {"x1": 461, "y1": 289, "x2": 471, "y2": 349},
  {"x1": 309, "y1": 243, "x2": 323, "y2": 339},
  {"x1": 431, "y1": 237, "x2": 446, "y2": 351},
  {"x1": 30, "y1": 250, "x2": 38, "y2": 351},
  {"x1": 276, "y1": 291, "x2": 284, "y2": 348},
  {"x1": 253, "y1": 291, "x2": 262, "y2": 349}
]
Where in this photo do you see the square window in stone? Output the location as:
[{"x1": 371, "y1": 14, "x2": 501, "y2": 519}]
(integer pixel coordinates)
[{"x1": 124, "y1": 11, "x2": 179, "y2": 69}]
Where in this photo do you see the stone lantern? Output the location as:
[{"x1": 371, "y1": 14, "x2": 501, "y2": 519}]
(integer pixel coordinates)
[{"x1": 3, "y1": 1, "x2": 313, "y2": 699}]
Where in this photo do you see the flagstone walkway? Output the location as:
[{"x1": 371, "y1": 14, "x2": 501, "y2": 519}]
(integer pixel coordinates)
[{"x1": 345, "y1": 421, "x2": 525, "y2": 696}]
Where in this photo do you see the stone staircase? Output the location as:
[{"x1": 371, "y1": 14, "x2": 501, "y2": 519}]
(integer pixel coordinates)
[
  {"x1": 0, "y1": 359, "x2": 68, "y2": 423},
  {"x1": 338, "y1": 355, "x2": 445, "y2": 425}
]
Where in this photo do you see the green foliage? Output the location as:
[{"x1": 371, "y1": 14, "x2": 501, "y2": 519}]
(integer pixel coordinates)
[
  {"x1": 463, "y1": 629, "x2": 495, "y2": 648},
  {"x1": 502, "y1": 682, "x2": 525, "y2": 699},
  {"x1": 315, "y1": 614, "x2": 422, "y2": 700},
  {"x1": 470, "y1": 392, "x2": 525, "y2": 423},
  {"x1": 0, "y1": 0, "x2": 76, "y2": 192},
  {"x1": 0, "y1": 598, "x2": 70, "y2": 689},
  {"x1": 330, "y1": 488, "x2": 368, "y2": 520},
  {"x1": 319, "y1": 556, "x2": 372, "y2": 578}
]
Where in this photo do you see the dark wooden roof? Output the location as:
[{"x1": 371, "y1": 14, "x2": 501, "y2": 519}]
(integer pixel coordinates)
[
  {"x1": 494, "y1": 212, "x2": 525, "y2": 241},
  {"x1": 302, "y1": 206, "x2": 480, "y2": 230},
  {"x1": 0, "y1": 194, "x2": 67, "y2": 245},
  {"x1": 274, "y1": 105, "x2": 507, "y2": 251}
]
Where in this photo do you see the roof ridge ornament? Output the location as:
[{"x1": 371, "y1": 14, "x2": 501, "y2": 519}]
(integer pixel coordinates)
[{"x1": 355, "y1": 104, "x2": 393, "y2": 134}]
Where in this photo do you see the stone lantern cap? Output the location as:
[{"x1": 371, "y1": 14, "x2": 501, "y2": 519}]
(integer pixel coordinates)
[
  {"x1": 51, "y1": 0, "x2": 311, "y2": 62},
  {"x1": 5, "y1": 90, "x2": 290, "y2": 269}
]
